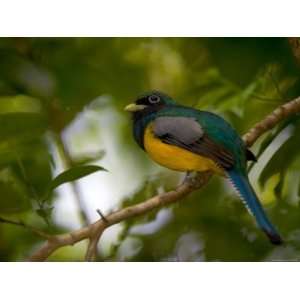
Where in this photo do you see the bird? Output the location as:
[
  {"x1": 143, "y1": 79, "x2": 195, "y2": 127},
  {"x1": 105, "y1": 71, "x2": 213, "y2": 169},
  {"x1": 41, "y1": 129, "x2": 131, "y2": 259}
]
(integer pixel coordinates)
[{"x1": 125, "y1": 90, "x2": 283, "y2": 245}]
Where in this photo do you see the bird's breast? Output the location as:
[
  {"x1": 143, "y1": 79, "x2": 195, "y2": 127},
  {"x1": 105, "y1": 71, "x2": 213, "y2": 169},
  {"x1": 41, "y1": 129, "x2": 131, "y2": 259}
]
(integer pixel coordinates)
[{"x1": 143, "y1": 124, "x2": 223, "y2": 175}]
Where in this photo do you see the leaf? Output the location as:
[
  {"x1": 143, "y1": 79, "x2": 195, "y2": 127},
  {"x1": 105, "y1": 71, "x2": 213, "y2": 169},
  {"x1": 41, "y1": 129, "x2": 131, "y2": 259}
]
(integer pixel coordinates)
[
  {"x1": 48, "y1": 165, "x2": 107, "y2": 192},
  {"x1": 261, "y1": 173, "x2": 281, "y2": 205},
  {"x1": 259, "y1": 124, "x2": 300, "y2": 186},
  {"x1": 72, "y1": 150, "x2": 105, "y2": 165}
]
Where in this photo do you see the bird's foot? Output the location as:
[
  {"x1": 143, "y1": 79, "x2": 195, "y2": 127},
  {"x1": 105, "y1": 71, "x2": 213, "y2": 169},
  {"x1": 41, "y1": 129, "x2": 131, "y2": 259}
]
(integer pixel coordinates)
[
  {"x1": 183, "y1": 170, "x2": 213, "y2": 189},
  {"x1": 183, "y1": 171, "x2": 197, "y2": 184}
]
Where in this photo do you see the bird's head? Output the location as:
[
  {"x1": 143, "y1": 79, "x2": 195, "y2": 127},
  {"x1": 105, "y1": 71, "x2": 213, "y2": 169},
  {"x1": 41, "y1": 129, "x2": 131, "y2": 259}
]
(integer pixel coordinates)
[{"x1": 124, "y1": 91, "x2": 175, "y2": 116}]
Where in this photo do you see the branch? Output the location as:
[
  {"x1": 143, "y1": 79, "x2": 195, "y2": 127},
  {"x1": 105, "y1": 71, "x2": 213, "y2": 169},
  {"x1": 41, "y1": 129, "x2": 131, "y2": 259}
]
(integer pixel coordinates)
[
  {"x1": 0, "y1": 217, "x2": 50, "y2": 239},
  {"x1": 27, "y1": 96, "x2": 300, "y2": 262},
  {"x1": 28, "y1": 171, "x2": 212, "y2": 261},
  {"x1": 243, "y1": 96, "x2": 300, "y2": 147}
]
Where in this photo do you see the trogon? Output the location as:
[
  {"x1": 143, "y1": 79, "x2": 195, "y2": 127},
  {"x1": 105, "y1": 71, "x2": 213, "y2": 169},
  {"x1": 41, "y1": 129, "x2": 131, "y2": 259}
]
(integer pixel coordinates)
[{"x1": 125, "y1": 91, "x2": 283, "y2": 245}]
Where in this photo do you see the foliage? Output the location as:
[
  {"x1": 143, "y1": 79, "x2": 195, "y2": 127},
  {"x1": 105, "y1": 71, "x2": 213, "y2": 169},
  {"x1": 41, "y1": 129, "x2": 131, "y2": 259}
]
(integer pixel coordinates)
[{"x1": 0, "y1": 37, "x2": 300, "y2": 261}]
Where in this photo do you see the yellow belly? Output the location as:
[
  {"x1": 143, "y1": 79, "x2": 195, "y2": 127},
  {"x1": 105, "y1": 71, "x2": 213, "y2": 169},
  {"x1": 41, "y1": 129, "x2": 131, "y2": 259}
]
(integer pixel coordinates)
[{"x1": 144, "y1": 124, "x2": 223, "y2": 175}]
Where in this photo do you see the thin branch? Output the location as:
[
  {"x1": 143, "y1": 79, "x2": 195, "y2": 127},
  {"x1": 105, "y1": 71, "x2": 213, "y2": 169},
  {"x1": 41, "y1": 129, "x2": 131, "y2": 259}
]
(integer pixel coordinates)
[
  {"x1": 28, "y1": 172, "x2": 212, "y2": 261},
  {"x1": 0, "y1": 217, "x2": 50, "y2": 239},
  {"x1": 243, "y1": 96, "x2": 300, "y2": 147},
  {"x1": 27, "y1": 96, "x2": 300, "y2": 262},
  {"x1": 85, "y1": 228, "x2": 105, "y2": 261},
  {"x1": 85, "y1": 209, "x2": 108, "y2": 261},
  {"x1": 96, "y1": 208, "x2": 108, "y2": 223}
]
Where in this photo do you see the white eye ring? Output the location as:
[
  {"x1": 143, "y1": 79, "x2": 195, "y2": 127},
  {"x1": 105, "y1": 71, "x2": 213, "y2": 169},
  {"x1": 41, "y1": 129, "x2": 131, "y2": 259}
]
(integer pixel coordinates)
[{"x1": 148, "y1": 95, "x2": 160, "y2": 104}]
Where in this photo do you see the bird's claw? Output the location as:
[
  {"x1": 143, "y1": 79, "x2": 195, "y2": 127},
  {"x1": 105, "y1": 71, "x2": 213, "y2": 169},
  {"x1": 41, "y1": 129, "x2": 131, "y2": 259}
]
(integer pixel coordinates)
[{"x1": 183, "y1": 171, "x2": 213, "y2": 189}]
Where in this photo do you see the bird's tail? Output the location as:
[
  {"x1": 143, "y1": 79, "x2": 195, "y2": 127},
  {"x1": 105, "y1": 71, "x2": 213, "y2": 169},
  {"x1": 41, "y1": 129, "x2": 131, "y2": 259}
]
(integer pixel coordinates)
[{"x1": 226, "y1": 169, "x2": 283, "y2": 245}]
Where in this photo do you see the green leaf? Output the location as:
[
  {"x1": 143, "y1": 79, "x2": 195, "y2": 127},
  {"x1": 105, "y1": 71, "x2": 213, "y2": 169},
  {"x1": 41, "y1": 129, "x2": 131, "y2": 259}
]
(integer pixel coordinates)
[
  {"x1": 48, "y1": 165, "x2": 107, "y2": 192},
  {"x1": 72, "y1": 150, "x2": 105, "y2": 165}
]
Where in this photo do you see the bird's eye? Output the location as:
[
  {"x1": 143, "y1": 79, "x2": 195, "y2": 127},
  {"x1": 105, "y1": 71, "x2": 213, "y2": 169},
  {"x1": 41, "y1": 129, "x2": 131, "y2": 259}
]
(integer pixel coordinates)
[{"x1": 148, "y1": 94, "x2": 160, "y2": 104}]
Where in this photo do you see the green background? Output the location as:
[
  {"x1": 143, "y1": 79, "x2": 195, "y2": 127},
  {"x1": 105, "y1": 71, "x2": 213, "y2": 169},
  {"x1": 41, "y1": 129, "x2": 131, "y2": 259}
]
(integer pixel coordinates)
[{"x1": 0, "y1": 37, "x2": 300, "y2": 261}]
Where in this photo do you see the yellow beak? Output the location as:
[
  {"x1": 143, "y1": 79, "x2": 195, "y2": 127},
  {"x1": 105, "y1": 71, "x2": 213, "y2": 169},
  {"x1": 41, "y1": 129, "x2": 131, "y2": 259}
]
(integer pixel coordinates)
[{"x1": 124, "y1": 103, "x2": 147, "y2": 112}]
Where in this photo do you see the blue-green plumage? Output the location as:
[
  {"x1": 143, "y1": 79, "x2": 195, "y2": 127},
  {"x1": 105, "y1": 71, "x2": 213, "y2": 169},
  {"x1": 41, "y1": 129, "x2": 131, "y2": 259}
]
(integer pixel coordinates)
[
  {"x1": 157, "y1": 106, "x2": 247, "y2": 169},
  {"x1": 126, "y1": 91, "x2": 282, "y2": 245},
  {"x1": 226, "y1": 169, "x2": 282, "y2": 244}
]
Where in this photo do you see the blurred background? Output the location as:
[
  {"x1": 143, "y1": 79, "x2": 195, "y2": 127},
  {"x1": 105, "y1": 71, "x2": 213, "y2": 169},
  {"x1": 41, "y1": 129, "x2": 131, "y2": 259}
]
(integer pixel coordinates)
[{"x1": 0, "y1": 37, "x2": 300, "y2": 261}]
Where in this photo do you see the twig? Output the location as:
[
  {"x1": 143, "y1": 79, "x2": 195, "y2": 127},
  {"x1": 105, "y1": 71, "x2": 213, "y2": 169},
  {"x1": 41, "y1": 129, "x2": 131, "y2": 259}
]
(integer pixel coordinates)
[
  {"x1": 0, "y1": 217, "x2": 50, "y2": 239},
  {"x1": 27, "y1": 96, "x2": 300, "y2": 261},
  {"x1": 85, "y1": 209, "x2": 108, "y2": 261},
  {"x1": 243, "y1": 96, "x2": 300, "y2": 147},
  {"x1": 96, "y1": 208, "x2": 108, "y2": 223},
  {"x1": 28, "y1": 171, "x2": 212, "y2": 261}
]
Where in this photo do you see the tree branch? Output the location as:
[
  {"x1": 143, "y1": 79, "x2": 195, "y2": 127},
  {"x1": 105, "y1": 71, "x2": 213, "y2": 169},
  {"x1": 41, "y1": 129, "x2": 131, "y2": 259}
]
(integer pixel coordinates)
[
  {"x1": 28, "y1": 171, "x2": 212, "y2": 261},
  {"x1": 0, "y1": 217, "x2": 50, "y2": 239},
  {"x1": 27, "y1": 96, "x2": 300, "y2": 261},
  {"x1": 243, "y1": 96, "x2": 300, "y2": 147}
]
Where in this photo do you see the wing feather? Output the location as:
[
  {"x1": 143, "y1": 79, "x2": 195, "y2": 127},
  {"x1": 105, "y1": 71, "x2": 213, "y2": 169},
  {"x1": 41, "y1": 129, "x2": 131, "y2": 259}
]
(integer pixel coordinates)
[{"x1": 152, "y1": 116, "x2": 235, "y2": 169}]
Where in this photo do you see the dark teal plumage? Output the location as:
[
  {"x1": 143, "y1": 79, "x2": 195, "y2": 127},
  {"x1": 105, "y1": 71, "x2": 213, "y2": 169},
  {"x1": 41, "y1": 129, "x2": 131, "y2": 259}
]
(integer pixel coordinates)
[
  {"x1": 134, "y1": 104, "x2": 246, "y2": 168},
  {"x1": 158, "y1": 106, "x2": 247, "y2": 171},
  {"x1": 129, "y1": 91, "x2": 282, "y2": 245},
  {"x1": 227, "y1": 169, "x2": 282, "y2": 244}
]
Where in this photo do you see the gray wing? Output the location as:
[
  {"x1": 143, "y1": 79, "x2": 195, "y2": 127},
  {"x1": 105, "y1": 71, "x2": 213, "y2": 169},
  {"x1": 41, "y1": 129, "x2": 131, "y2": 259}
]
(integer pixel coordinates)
[
  {"x1": 153, "y1": 117, "x2": 204, "y2": 144},
  {"x1": 152, "y1": 116, "x2": 235, "y2": 169}
]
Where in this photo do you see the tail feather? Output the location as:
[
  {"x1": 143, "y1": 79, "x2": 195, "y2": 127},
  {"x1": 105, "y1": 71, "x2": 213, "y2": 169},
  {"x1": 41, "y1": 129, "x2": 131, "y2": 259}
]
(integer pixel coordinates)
[{"x1": 227, "y1": 169, "x2": 283, "y2": 245}]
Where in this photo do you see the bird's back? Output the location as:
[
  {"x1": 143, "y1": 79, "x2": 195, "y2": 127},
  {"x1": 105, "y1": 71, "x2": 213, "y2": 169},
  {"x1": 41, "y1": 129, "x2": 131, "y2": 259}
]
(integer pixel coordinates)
[{"x1": 156, "y1": 105, "x2": 247, "y2": 172}]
